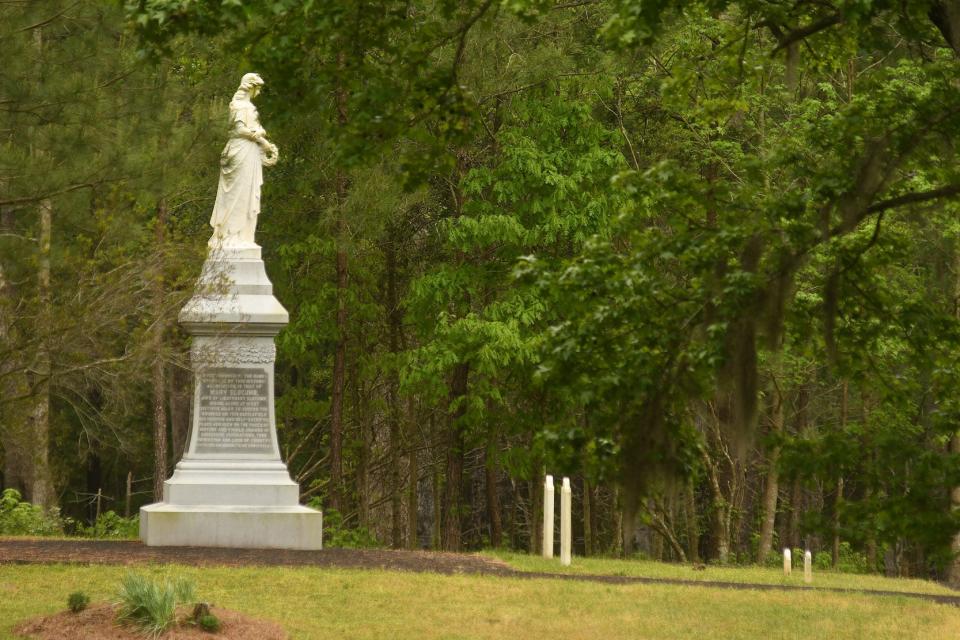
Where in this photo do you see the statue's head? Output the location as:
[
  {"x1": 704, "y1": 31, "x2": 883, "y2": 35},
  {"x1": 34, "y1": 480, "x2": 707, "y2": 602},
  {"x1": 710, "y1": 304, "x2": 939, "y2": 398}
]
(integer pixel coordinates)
[{"x1": 238, "y1": 73, "x2": 265, "y2": 98}]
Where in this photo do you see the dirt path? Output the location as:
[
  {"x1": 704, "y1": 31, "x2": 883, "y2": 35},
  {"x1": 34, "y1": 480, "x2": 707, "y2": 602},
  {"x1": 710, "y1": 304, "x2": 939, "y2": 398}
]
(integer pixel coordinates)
[{"x1": 3, "y1": 538, "x2": 958, "y2": 607}]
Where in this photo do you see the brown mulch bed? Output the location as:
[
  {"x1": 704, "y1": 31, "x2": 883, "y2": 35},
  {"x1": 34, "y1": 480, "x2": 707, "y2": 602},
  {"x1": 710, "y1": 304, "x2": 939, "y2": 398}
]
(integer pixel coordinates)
[
  {"x1": 14, "y1": 604, "x2": 286, "y2": 640},
  {"x1": 0, "y1": 538, "x2": 514, "y2": 575},
  {"x1": 3, "y1": 538, "x2": 959, "y2": 608}
]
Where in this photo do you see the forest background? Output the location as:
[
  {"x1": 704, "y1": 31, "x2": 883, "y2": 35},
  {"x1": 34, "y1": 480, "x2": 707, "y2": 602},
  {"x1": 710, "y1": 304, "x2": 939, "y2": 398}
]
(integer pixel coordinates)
[{"x1": 4, "y1": 0, "x2": 960, "y2": 584}]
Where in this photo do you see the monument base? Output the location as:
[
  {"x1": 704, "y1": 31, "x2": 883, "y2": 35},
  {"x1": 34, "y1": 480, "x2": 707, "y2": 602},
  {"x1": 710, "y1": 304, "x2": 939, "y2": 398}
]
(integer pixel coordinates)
[
  {"x1": 139, "y1": 243, "x2": 322, "y2": 551},
  {"x1": 140, "y1": 503, "x2": 322, "y2": 550}
]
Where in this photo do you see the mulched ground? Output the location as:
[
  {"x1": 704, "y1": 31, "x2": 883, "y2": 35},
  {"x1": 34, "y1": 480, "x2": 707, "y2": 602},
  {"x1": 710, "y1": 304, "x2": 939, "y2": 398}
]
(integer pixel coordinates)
[
  {"x1": 3, "y1": 538, "x2": 959, "y2": 607},
  {"x1": 14, "y1": 604, "x2": 287, "y2": 640},
  {"x1": 0, "y1": 538, "x2": 514, "y2": 575}
]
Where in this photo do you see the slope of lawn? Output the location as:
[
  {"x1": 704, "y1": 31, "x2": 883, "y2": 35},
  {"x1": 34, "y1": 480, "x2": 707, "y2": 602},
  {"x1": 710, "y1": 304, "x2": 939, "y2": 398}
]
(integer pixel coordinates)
[
  {"x1": 486, "y1": 550, "x2": 958, "y2": 597},
  {"x1": 3, "y1": 563, "x2": 959, "y2": 640}
]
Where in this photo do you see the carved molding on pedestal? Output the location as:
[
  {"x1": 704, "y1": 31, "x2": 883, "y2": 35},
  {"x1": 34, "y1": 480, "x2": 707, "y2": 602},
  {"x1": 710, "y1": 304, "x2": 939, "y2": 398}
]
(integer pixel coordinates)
[{"x1": 191, "y1": 341, "x2": 277, "y2": 365}]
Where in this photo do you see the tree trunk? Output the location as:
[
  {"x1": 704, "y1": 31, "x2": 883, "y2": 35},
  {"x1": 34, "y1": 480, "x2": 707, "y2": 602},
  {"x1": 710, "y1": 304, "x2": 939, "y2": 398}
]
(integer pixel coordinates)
[
  {"x1": 329, "y1": 50, "x2": 350, "y2": 515},
  {"x1": 787, "y1": 386, "x2": 809, "y2": 549},
  {"x1": 651, "y1": 518, "x2": 664, "y2": 560},
  {"x1": 788, "y1": 478, "x2": 802, "y2": 548},
  {"x1": 756, "y1": 369, "x2": 784, "y2": 564},
  {"x1": 529, "y1": 463, "x2": 542, "y2": 554},
  {"x1": 385, "y1": 240, "x2": 403, "y2": 548},
  {"x1": 583, "y1": 477, "x2": 593, "y2": 556},
  {"x1": 0, "y1": 201, "x2": 27, "y2": 497},
  {"x1": 440, "y1": 363, "x2": 469, "y2": 551},
  {"x1": 406, "y1": 397, "x2": 420, "y2": 550},
  {"x1": 432, "y1": 441, "x2": 442, "y2": 549},
  {"x1": 702, "y1": 445, "x2": 730, "y2": 564},
  {"x1": 832, "y1": 477, "x2": 844, "y2": 566},
  {"x1": 406, "y1": 432, "x2": 419, "y2": 549},
  {"x1": 86, "y1": 453, "x2": 101, "y2": 524},
  {"x1": 949, "y1": 434, "x2": 960, "y2": 585},
  {"x1": 832, "y1": 380, "x2": 848, "y2": 567},
  {"x1": 353, "y1": 355, "x2": 369, "y2": 529},
  {"x1": 26, "y1": 199, "x2": 56, "y2": 508},
  {"x1": 329, "y1": 237, "x2": 347, "y2": 514},
  {"x1": 169, "y1": 364, "x2": 191, "y2": 463},
  {"x1": 485, "y1": 439, "x2": 502, "y2": 548},
  {"x1": 949, "y1": 244, "x2": 960, "y2": 586},
  {"x1": 646, "y1": 498, "x2": 686, "y2": 562},
  {"x1": 151, "y1": 202, "x2": 168, "y2": 502},
  {"x1": 614, "y1": 484, "x2": 624, "y2": 556},
  {"x1": 931, "y1": 1, "x2": 960, "y2": 57},
  {"x1": 684, "y1": 478, "x2": 700, "y2": 562}
]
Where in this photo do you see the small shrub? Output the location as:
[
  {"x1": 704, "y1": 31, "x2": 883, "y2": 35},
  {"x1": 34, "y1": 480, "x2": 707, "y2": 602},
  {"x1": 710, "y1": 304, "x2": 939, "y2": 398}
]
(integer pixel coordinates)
[
  {"x1": 192, "y1": 602, "x2": 211, "y2": 620},
  {"x1": 306, "y1": 503, "x2": 380, "y2": 548},
  {"x1": 835, "y1": 542, "x2": 870, "y2": 574},
  {"x1": 67, "y1": 591, "x2": 90, "y2": 613},
  {"x1": 198, "y1": 614, "x2": 221, "y2": 633},
  {"x1": 116, "y1": 573, "x2": 196, "y2": 638},
  {"x1": 762, "y1": 550, "x2": 785, "y2": 569},
  {"x1": 82, "y1": 511, "x2": 139, "y2": 539},
  {"x1": 814, "y1": 551, "x2": 832, "y2": 570},
  {"x1": 0, "y1": 489, "x2": 63, "y2": 536}
]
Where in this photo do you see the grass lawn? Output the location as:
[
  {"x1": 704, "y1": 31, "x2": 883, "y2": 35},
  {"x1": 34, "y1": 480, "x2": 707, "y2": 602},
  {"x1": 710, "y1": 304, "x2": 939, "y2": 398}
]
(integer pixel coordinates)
[
  {"x1": 487, "y1": 550, "x2": 959, "y2": 597},
  {"x1": 3, "y1": 563, "x2": 960, "y2": 639}
]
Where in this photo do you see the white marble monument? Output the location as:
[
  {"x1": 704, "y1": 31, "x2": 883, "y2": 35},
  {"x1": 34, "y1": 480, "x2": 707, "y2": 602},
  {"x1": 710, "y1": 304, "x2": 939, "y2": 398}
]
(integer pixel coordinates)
[
  {"x1": 542, "y1": 475, "x2": 554, "y2": 559},
  {"x1": 560, "y1": 477, "x2": 572, "y2": 566},
  {"x1": 140, "y1": 73, "x2": 322, "y2": 549}
]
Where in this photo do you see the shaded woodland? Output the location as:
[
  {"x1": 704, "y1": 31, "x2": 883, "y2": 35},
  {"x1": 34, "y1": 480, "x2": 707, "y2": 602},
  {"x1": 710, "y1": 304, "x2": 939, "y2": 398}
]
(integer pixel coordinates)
[{"x1": 4, "y1": 0, "x2": 960, "y2": 583}]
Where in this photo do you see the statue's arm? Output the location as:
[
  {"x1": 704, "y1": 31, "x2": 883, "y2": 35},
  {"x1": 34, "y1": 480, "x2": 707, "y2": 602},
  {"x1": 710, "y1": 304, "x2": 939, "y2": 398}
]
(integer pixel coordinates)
[
  {"x1": 234, "y1": 121, "x2": 270, "y2": 146},
  {"x1": 231, "y1": 106, "x2": 278, "y2": 166}
]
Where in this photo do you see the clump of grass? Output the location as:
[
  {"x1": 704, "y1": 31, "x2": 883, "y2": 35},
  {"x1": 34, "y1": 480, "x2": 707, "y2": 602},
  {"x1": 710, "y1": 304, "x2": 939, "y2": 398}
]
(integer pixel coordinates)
[
  {"x1": 115, "y1": 573, "x2": 196, "y2": 637},
  {"x1": 67, "y1": 591, "x2": 89, "y2": 613},
  {"x1": 198, "y1": 613, "x2": 221, "y2": 633},
  {"x1": 188, "y1": 602, "x2": 221, "y2": 634}
]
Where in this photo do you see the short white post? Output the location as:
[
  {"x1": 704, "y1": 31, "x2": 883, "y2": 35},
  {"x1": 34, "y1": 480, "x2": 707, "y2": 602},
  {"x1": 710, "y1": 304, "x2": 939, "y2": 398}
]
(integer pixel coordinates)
[
  {"x1": 804, "y1": 550, "x2": 812, "y2": 583},
  {"x1": 783, "y1": 548, "x2": 792, "y2": 575},
  {"x1": 560, "y1": 477, "x2": 572, "y2": 566},
  {"x1": 542, "y1": 475, "x2": 554, "y2": 558}
]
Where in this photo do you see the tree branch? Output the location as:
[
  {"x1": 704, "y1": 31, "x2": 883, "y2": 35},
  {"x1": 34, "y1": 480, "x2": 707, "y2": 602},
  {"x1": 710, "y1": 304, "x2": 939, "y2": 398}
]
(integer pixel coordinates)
[
  {"x1": 16, "y1": 1, "x2": 80, "y2": 33},
  {"x1": 772, "y1": 13, "x2": 842, "y2": 53},
  {"x1": 451, "y1": 0, "x2": 496, "y2": 81},
  {"x1": 0, "y1": 178, "x2": 126, "y2": 208},
  {"x1": 825, "y1": 184, "x2": 960, "y2": 238},
  {"x1": 552, "y1": 0, "x2": 600, "y2": 9},
  {"x1": 865, "y1": 184, "x2": 960, "y2": 215}
]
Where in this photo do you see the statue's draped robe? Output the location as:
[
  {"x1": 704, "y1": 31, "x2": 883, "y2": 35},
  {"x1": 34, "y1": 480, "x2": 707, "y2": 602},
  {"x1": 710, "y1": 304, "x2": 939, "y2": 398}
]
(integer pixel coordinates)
[{"x1": 209, "y1": 97, "x2": 264, "y2": 246}]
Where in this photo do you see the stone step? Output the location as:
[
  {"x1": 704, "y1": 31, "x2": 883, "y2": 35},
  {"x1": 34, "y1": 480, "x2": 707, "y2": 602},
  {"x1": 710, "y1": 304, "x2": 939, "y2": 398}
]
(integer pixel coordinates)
[
  {"x1": 140, "y1": 503, "x2": 322, "y2": 550},
  {"x1": 163, "y1": 480, "x2": 301, "y2": 507}
]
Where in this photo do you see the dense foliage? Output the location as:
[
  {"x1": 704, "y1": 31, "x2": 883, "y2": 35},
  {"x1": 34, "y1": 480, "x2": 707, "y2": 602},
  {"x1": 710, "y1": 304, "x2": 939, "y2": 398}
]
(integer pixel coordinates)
[
  {"x1": 0, "y1": 490, "x2": 62, "y2": 536},
  {"x1": 3, "y1": 0, "x2": 960, "y2": 582}
]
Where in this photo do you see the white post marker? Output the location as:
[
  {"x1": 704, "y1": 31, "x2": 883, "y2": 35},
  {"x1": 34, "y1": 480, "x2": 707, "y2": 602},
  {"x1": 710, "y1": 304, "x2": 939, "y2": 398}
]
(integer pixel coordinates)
[
  {"x1": 560, "y1": 477, "x2": 572, "y2": 566},
  {"x1": 783, "y1": 548, "x2": 792, "y2": 575},
  {"x1": 804, "y1": 550, "x2": 813, "y2": 583},
  {"x1": 543, "y1": 475, "x2": 555, "y2": 559}
]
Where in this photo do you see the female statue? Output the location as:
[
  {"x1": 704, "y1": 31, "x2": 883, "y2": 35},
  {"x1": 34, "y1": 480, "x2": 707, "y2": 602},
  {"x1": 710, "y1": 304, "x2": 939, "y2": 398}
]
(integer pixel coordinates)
[{"x1": 208, "y1": 73, "x2": 279, "y2": 248}]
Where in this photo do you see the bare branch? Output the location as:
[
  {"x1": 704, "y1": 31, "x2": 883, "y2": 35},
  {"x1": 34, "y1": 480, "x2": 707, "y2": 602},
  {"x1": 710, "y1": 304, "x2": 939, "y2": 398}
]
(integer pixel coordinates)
[
  {"x1": 0, "y1": 178, "x2": 127, "y2": 207},
  {"x1": 15, "y1": 1, "x2": 81, "y2": 33},
  {"x1": 552, "y1": 0, "x2": 600, "y2": 9}
]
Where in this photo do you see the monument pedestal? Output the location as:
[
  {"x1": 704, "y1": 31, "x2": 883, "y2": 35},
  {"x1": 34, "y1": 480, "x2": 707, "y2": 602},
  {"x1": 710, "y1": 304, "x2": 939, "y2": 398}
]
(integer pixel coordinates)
[{"x1": 140, "y1": 245, "x2": 322, "y2": 550}]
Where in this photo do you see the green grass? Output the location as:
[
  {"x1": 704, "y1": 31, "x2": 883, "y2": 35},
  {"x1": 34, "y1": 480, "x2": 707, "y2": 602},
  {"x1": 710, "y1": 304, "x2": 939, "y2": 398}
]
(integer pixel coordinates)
[
  {"x1": 485, "y1": 550, "x2": 960, "y2": 597},
  {"x1": 3, "y1": 563, "x2": 960, "y2": 639},
  {"x1": 115, "y1": 573, "x2": 196, "y2": 637}
]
